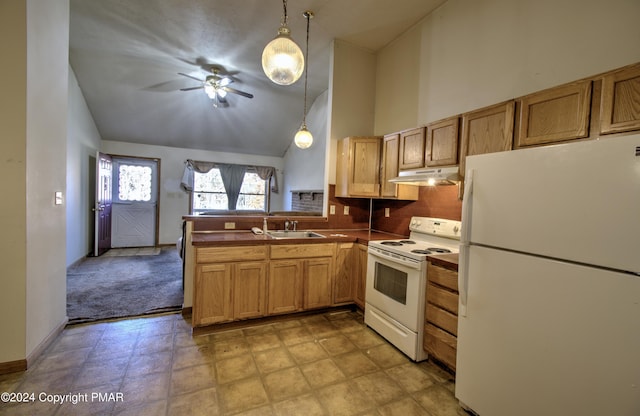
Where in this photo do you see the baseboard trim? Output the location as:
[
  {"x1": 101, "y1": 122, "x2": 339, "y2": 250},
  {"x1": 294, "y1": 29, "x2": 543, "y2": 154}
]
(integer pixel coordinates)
[{"x1": 0, "y1": 359, "x2": 27, "y2": 375}]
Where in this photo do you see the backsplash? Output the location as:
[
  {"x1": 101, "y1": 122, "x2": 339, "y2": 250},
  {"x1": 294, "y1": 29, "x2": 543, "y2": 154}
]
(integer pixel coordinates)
[{"x1": 371, "y1": 185, "x2": 462, "y2": 236}]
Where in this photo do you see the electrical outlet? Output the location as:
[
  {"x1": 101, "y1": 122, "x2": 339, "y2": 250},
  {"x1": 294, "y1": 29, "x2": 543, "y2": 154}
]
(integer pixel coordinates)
[
  {"x1": 385, "y1": 208, "x2": 390, "y2": 217},
  {"x1": 329, "y1": 205, "x2": 336, "y2": 215},
  {"x1": 224, "y1": 222, "x2": 236, "y2": 229},
  {"x1": 343, "y1": 206, "x2": 350, "y2": 215}
]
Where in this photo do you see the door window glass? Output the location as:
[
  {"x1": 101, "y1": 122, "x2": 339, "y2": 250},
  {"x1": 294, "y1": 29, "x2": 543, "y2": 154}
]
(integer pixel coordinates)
[{"x1": 117, "y1": 164, "x2": 152, "y2": 202}]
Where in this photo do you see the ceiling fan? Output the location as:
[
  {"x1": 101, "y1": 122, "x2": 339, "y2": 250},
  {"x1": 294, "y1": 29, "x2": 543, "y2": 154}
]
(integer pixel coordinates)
[{"x1": 178, "y1": 69, "x2": 254, "y2": 108}]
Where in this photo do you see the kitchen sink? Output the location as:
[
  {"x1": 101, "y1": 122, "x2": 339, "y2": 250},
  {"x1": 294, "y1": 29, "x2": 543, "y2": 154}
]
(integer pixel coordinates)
[{"x1": 266, "y1": 230, "x2": 326, "y2": 239}]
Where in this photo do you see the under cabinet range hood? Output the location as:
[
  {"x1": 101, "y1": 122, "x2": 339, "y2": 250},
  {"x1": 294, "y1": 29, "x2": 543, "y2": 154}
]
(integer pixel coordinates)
[{"x1": 389, "y1": 166, "x2": 461, "y2": 186}]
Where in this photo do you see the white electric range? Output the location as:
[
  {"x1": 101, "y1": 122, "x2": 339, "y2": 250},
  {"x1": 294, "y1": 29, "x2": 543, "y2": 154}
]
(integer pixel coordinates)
[{"x1": 365, "y1": 217, "x2": 461, "y2": 361}]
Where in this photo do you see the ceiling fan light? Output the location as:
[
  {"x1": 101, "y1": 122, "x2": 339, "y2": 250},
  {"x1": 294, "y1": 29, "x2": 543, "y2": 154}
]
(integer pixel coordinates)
[
  {"x1": 262, "y1": 27, "x2": 304, "y2": 85},
  {"x1": 294, "y1": 125, "x2": 313, "y2": 149},
  {"x1": 217, "y1": 88, "x2": 227, "y2": 98},
  {"x1": 204, "y1": 84, "x2": 216, "y2": 99}
]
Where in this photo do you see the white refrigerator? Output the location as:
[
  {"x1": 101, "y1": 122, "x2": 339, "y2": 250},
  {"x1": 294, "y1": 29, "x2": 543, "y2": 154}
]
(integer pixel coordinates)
[{"x1": 455, "y1": 134, "x2": 640, "y2": 416}]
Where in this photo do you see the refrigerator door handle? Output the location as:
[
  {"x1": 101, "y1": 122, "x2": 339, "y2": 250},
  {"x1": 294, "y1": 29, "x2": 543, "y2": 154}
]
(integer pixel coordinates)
[
  {"x1": 459, "y1": 169, "x2": 474, "y2": 317},
  {"x1": 460, "y1": 168, "x2": 474, "y2": 245},
  {"x1": 458, "y1": 244, "x2": 470, "y2": 317}
]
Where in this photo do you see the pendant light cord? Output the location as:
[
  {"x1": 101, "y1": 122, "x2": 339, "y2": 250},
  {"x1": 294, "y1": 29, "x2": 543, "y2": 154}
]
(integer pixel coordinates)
[
  {"x1": 302, "y1": 11, "x2": 311, "y2": 125},
  {"x1": 282, "y1": 0, "x2": 288, "y2": 26}
]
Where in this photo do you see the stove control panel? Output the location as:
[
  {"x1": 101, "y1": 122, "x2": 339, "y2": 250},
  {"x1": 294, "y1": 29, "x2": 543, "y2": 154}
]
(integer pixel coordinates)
[{"x1": 409, "y1": 217, "x2": 461, "y2": 239}]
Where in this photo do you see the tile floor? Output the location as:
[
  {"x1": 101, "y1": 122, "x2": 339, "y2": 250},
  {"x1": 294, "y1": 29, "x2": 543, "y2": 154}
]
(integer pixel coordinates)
[{"x1": 0, "y1": 310, "x2": 468, "y2": 416}]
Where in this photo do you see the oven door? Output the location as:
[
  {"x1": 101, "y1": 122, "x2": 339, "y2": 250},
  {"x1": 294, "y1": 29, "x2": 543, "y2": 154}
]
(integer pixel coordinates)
[{"x1": 365, "y1": 246, "x2": 426, "y2": 332}]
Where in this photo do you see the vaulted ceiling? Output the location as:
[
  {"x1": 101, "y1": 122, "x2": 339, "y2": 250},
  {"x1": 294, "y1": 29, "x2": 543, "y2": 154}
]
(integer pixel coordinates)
[{"x1": 69, "y1": 0, "x2": 446, "y2": 157}]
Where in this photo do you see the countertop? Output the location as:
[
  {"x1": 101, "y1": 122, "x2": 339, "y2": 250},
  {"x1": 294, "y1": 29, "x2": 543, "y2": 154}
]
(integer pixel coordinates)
[
  {"x1": 190, "y1": 229, "x2": 401, "y2": 246},
  {"x1": 190, "y1": 229, "x2": 459, "y2": 269},
  {"x1": 427, "y1": 253, "x2": 459, "y2": 270}
]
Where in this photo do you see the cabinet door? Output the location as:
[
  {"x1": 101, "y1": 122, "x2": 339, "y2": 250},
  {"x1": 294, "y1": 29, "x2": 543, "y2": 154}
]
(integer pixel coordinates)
[
  {"x1": 194, "y1": 264, "x2": 232, "y2": 326},
  {"x1": 381, "y1": 134, "x2": 400, "y2": 198},
  {"x1": 350, "y1": 137, "x2": 382, "y2": 196},
  {"x1": 353, "y1": 244, "x2": 368, "y2": 309},
  {"x1": 399, "y1": 127, "x2": 426, "y2": 170},
  {"x1": 304, "y1": 257, "x2": 334, "y2": 309},
  {"x1": 426, "y1": 117, "x2": 459, "y2": 166},
  {"x1": 600, "y1": 63, "x2": 640, "y2": 134},
  {"x1": 460, "y1": 100, "x2": 515, "y2": 177},
  {"x1": 268, "y1": 260, "x2": 302, "y2": 315},
  {"x1": 515, "y1": 80, "x2": 592, "y2": 148},
  {"x1": 233, "y1": 262, "x2": 267, "y2": 320},
  {"x1": 334, "y1": 243, "x2": 354, "y2": 304}
]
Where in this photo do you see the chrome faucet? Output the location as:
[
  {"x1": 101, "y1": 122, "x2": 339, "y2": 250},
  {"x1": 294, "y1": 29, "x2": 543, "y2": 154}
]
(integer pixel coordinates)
[
  {"x1": 284, "y1": 220, "x2": 290, "y2": 231},
  {"x1": 292, "y1": 220, "x2": 298, "y2": 231}
]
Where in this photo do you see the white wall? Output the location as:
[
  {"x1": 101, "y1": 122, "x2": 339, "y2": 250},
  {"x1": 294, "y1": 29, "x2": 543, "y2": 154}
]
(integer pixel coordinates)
[
  {"x1": 327, "y1": 40, "x2": 377, "y2": 184},
  {"x1": 375, "y1": 0, "x2": 640, "y2": 135},
  {"x1": 0, "y1": 0, "x2": 28, "y2": 364},
  {"x1": 101, "y1": 140, "x2": 285, "y2": 245},
  {"x1": 67, "y1": 66, "x2": 102, "y2": 266},
  {"x1": 282, "y1": 90, "x2": 328, "y2": 210},
  {"x1": 25, "y1": 0, "x2": 69, "y2": 358}
]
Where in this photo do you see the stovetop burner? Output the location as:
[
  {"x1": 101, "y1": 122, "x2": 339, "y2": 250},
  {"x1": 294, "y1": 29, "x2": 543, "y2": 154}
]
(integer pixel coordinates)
[
  {"x1": 380, "y1": 241, "x2": 404, "y2": 246},
  {"x1": 411, "y1": 249, "x2": 433, "y2": 255},
  {"x1": 427, "y1": 247, "x2": 452, "y2": 253},
  {"x1": 399, "y1": 240, "x2": 416, "y2": 244}
]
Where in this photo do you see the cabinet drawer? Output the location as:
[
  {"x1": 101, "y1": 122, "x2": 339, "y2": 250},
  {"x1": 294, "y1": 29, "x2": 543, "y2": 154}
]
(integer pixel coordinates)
[
  {"x1": 270, "y1": 243, "x2": 335, "y2": 259},
  {"x1": 197, "y1": 245, "x2": 268, "y2": 263},
  {"x1": 427, "y1": 263, "x2": 458, "y2": 291},
  {"x1": 424, "y1": 323, "x2": 457, "y2": 371},
  {"x1": 426, "y1": 283, "x2": 458, "y2": 314},
  {"x1": 426, "y1": 303, "x2": 458, "y2": 336}
]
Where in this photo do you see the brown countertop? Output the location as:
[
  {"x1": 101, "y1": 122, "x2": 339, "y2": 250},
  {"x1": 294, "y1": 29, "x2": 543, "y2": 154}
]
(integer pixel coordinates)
[
  {"x1": 190, "y1": 229, "x2": 403, "y2": 246},
  {"x1": 427, "y1": 253, "x2": 459, "y2": 271}
]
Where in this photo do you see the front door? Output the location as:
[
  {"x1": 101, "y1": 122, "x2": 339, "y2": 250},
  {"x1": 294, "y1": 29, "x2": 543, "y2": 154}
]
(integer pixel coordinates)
[
  {"x1": 110, "y1": 157, "x2": 159, "y2": 248},
  {"x1": 94, "y1": 152, "x2": 113, "y2": 256}
]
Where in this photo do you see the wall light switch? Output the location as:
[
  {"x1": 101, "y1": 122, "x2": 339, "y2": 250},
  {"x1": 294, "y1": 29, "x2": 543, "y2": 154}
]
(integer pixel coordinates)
[
  {"x1": 343, "y1": 206, "x2": 350, "y2": 215},
  {"x1": 329, "y1": 205, "x2": 336, "y2": 215},
  {"x1": 224, "y1": 222, "x2": 236, "y2": 229},
  {"x1": 385, "y1": 208, "x2": 390, "y2": 217},
  {"x1": 55, "y1": 191, "x2": 63, "y2": 205}
]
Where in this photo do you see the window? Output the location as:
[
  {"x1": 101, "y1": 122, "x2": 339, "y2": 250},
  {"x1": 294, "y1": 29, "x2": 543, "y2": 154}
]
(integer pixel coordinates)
[
  {"x1": 192, "y1": 168, "x2": 267, "y2": 213},
  {"x1": 117, "y1": 164, "x2": 152, "y2": 202}
]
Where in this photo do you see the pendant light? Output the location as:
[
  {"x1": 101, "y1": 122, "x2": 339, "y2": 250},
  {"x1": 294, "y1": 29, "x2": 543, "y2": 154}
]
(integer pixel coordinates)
[
  {"x1": 294, "y1": 11, "x2": 314, "y2": 149},
  {"x1": 262, "y1": 0, "x2": 304, "y2": 85}
]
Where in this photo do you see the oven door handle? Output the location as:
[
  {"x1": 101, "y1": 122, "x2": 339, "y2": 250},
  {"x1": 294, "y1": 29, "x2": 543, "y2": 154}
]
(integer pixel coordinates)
[{"x1": 368, "y1": 248, "x2": 422, "y2": 270}]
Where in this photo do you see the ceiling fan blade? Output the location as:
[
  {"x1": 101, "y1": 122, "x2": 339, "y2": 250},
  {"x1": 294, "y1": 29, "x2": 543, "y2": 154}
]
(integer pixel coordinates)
[
  {"x1": 180, "y1": 86, "x2": 204, "y2": 91},
  {"x1": 177, "y1": 72, "x2": 205, "y2": 82},
  {"x1": 222, "y1": 86, "x2": 253, "y2": 99},
  {"x1": 219, "y1": 77, "x2": 233, "y2": 87}
]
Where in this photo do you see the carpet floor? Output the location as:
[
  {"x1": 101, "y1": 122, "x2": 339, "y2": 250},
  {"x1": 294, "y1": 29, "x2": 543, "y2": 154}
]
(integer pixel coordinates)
[{"x1": 66, "y1": 247, "x2": 183, "y2": 324}]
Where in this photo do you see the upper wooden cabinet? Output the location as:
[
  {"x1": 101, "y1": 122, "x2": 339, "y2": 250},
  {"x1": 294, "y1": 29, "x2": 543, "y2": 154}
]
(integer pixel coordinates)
[
  {"x1": 336, "y1": 135, "x2": 418, "y2": 200},
  {"x1": 381, "y1": 134, "x2": 419, "y2": 200},
  {"x1": 399, "y1": 127, "x2": 426, "y2": 170},
  {"x1": 600, "y1": 63, "x2": 640, "y2": 134},
  {"x1": 515, "y1": 80, "x2": 592, "y2": 148},
  {"x1": 425, "y1": 117, "x2": 459, "y2": 166},
  {"x1": 336, "y1": 136, "x2": 382, "y2": 198},
  {"x1": 460, "y1": 100, "x2": 515, "y2": 177}
]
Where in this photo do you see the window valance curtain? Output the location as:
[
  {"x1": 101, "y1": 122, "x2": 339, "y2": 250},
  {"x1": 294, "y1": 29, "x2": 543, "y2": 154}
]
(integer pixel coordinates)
[{"x1": 180, "y1": 159, "x2": 279, "y2": 194}]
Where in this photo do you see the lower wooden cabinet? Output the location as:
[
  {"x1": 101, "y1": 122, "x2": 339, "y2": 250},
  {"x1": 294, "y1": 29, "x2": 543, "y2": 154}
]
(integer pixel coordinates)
[
  {"x1": 194, "y1": 261, "x2": 267, "y2": 326},
  {"x1": 233, "y1": 262, "x2": 267, "y2": 320},
  {"x1": 193, "y1": 242, "x2": 362, "y2": 327},
  {"x1": 334, "y1": 243, "x2": 355, "y2": 305},
  {"x1": 424, "y1": 260, "x2": 459, "y2": 371},
  {"x1": 268, "y1": 260, "x2": 302, "y2": 315},
  {"x1": 303, "y1": 257, "x2": 334, "y2": 309},
  {"x1": 354, "y1": 244, "x2": 368, "y2": 309}
]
